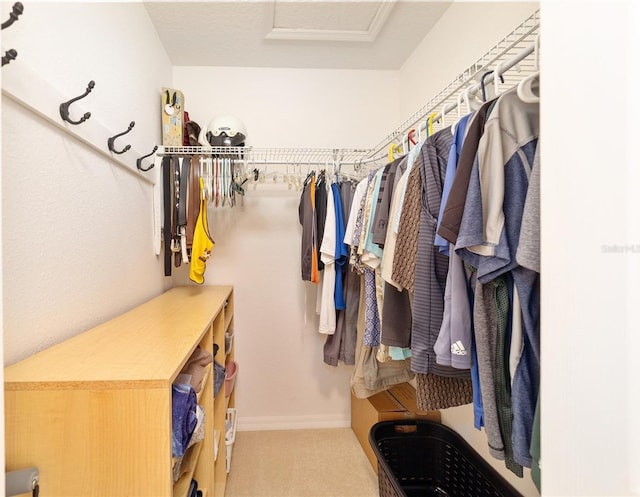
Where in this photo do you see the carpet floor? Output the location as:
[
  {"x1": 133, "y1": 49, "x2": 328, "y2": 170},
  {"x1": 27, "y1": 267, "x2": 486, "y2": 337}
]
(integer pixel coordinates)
[{"x1": 225, "y1": 428, "x2": 380, "y2": 497}]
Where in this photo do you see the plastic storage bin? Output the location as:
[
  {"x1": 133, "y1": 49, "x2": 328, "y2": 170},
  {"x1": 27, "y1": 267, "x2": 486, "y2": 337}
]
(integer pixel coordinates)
[
  {"x1": 225, "y1": 331, "x2": 234, "y2": 354},
  {"x1": 224, "y1": 360, "x2": 238, "y2": 398},
  {"x1": 225, "y1": 408, "x2": 238, "y2": 473},
  {"x1": 369, "y1": 420, "x2": 522, "y2": 497}
]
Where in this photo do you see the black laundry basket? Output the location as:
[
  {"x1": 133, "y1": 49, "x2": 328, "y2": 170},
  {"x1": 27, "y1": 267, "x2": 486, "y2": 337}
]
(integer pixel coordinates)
[{"x1": 369, "y1": 420, "x2": 522, "y2": 497}]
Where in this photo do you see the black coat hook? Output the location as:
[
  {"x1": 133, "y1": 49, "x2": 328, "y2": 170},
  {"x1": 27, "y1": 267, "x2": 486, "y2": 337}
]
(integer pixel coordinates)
[
  {"x1": 107, "y1": 121, "x2": 135, "y2": 154},
  {"x1": 1, "y1": 49, "x2": 17, "y2": 67},
  {"x1": 60, "y1": 80, "x2": 95, "y2": 125},
  {"x1": 137, "y1": 145, "x2": 158, "y2": 172},
  {"x1": 2, "y1": 2, "x2": 24, "y2": 30}
]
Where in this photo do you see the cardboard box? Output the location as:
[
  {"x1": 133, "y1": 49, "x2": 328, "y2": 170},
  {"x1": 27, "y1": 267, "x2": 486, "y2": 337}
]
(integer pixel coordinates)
[
  {"x1": 388, "y1": 381, "x2": 440, "y2": 417},
  {"x1": 351, "y1": 382, "x2": 441, "y2": 473}
]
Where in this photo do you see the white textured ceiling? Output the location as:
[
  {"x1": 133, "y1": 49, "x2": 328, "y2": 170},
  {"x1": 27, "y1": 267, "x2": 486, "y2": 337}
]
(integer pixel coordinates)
[{"x1": 143, "y1": 1, "x2": 454, "y2": 70}]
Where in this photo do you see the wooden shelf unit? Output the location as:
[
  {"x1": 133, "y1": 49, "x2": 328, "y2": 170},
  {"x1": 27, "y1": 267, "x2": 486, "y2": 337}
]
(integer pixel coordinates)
[{"x1": 4, "y1": 285, "x2": 234, "y2": 497}]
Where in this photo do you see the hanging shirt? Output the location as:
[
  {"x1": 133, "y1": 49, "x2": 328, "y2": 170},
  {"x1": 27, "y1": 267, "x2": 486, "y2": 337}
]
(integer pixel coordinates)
[
  {"x1": 344, "y1": 177, "x2": 369, "y2": 249},
  {"x1": 332, "y1": 182, "x2": 348, "y2": 310},
  {"x1": 516, "y1": 145, "x2": 541, "y2": 273},
  {"x1": 472, "y1": 276, "x2": 507, "y2": 462},
  {"x1": 315, "y1": 173, "x2": 328, "y2": 271},
  {"x1": 494, "y1": 274, "x2": 523, "y2": 477},
  {"x1": 371, "y1": 157, "x2": 403, "y2": 247},
  {"x1": 393, "y1": 140, "x2": 424, "y2": 234},
  {"x1": 298, "y1": 176, "x2": 315, "y2": 281},
  {"x1": 434, "y1": 244, "x2": 473, "y2": 369},
  {"x1": 433, "y1": 114, "x2": 474, "y2": 371},
  {"x1": 410, "y1": 128, "x2": 470, "y2": 379},
  {"x1": 456, "y1": 88, "x2": 539, "y2": 282},
  {"x1": 348, "y1": 171, "x2": 376, "y2": 275},
  {"x1": 435, "y1": 113, "x2": 472, "y2": 256},
  {"x1": 298, "y1": 175, "x2": 320, "y2": 283},
  {"x1": 355, "y1": 171, "x2": 378, "y2": 249},
  {"x1": 310, "y1": 177, "x2": 319, "y2": 283},
  {"x1": 512, "y1": 147, "x2": 541, "y2": 467},
  {"x1": 455, "y1": 89, "x2": 540, "y2": 469},
  {"x1": 360, "y1": 169, "x2": 385, "y2": 268},
  {"x1": 511, "y1": 266, "x2": 540, "y2": 468},
  {"x1": 380, "y1": 167, "x2": 407, "y2": 289},
  {"x1": 339, "y1": 180, "x2": 360, "y2": 366},
  {"x1": 391, "y1": 164, "x2": 421, "y2": 292},
  {"x1": 437, "y1": 99, "x2": 496, "y2": 245},
  {"x1": 478, "y1": 89, "x2": 539, "y2": 254},
  {"x1": 319, "y1": 184, "x2": 336, "y2": 334},
  {"x1": 362, "y1": 266, "x2": 381, "y2": 347},
  {"x1": 380, "y1": 161, "x2": 412, "y2": 349}
]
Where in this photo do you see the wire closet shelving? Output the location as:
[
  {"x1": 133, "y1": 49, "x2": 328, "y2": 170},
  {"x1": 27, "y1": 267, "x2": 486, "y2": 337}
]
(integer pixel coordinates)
[{"x1": 158, "y1": 9, "x2": 540, "y2": 170}]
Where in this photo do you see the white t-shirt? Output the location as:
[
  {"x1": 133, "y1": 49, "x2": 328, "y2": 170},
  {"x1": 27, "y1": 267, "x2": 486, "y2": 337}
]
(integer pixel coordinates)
[{"x1": 318, "y1": 184, "x2": 336, "y2": 334}]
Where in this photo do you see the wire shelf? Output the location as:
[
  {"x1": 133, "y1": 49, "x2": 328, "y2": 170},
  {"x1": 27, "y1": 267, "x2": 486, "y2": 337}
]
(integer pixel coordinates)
[
  {"x1": 159, "y1": 146, "x2": 374, "y2": 167},
  {"x1": 160, "y1": 9, "x2": 540, "y2": 168},
  {"x1": 368, "y1": 9, "x2": 540, "y2": 158}
]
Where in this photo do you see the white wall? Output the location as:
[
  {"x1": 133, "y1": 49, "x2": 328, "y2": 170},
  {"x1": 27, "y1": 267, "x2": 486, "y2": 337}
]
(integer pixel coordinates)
[
  {"x1": 172, "y1": 67, "x2": 399, "y2": 429},
  {"x1": 399, "y1": 1, "x2": 539, "y2": 121},
  {"x1": 173, "y1": 66, "x2": 399, "y2": 149},
  {"x1": 1, "y1": 2, "x2": 172, "y2": 365},
  {"x1": 541, "y1": 1, "x2": 637, "y2": 495}
]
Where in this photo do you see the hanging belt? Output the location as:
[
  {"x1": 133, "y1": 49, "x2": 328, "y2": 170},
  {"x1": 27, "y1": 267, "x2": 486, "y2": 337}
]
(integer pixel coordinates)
[
  {"x1": 171, "y1": 156, "x2": 192, "y2": 267},
  {"x1": 172, "y1": 157, "x2": 182, "y2": 267},
  {"x1": 178, "y1": 157, "x2": 191, "y2": 263},
  {"x1": 187, "y1": 155, "x2": 201, "y2": 258},
  {"x1": 162, "y1": 156, "x2": 173, "y2": 276}
]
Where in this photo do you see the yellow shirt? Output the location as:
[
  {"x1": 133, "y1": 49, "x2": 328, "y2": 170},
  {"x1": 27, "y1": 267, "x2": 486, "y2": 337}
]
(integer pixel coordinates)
[{"x1": 189, "y1": 178, "x2": 215, "y2": 284}]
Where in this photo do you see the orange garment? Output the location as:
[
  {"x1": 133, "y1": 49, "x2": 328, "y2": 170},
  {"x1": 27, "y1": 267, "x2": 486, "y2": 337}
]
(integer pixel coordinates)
[{"x1": 310, "y1": 175, "x2": 319, "y2": 283}]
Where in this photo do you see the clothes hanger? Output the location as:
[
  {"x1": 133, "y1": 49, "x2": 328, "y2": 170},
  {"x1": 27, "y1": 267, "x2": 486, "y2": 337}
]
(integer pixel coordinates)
[
  {"x1": 333, "y1": 160, "x2": 341, "y2": 183},
  {"x1": 283, "y1": 164, "x2": 291, "y2": 190},
  {"x1": 451, "y1": 91, "x2": 466, "y2": 136},
  {"x1": 388, "y1": 142, "x2": 402, "y2": 162},
  {"x1": 207, "y1": 157, "x2": 214, "y2": 202},
  {"x1": 303, "y1": 166, "x2": 315, "y2": 188},
  {"x1": 480, "y1": 70, "x2": 503, "y2": 102},
  {"x1": 408, "y1": 129, "x2": 417, "y2": 148},
  {"x1": 427, "y1": 112, "x2": 438, "y2": 137},
  {"x1": 517, "y1": 34, "x2": 541, "y2": 103},
  {"x1": 517, "y1": 72, "x2": 540, "y2": 103},
  {"x1": 463, "y1": 85, "x2": 482, "y2": 113},
  {"x1": 388, "y1": 143, "x2": 396, "y2": 162},
  {"x1": 494, "y1": 62, "x2": 509, "y2": 97}
]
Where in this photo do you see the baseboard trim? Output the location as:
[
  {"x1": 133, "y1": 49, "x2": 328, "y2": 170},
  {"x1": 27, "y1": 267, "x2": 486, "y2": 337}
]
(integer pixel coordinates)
[{"x1": 238, "y1": 414, "x2": 351, "y2": 432}]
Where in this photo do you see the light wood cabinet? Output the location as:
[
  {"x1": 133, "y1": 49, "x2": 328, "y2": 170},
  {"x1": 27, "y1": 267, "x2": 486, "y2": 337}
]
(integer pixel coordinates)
[{"x1": 4, "y1": 285, "x2": 235, "y2": 497}]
